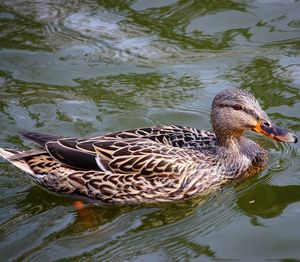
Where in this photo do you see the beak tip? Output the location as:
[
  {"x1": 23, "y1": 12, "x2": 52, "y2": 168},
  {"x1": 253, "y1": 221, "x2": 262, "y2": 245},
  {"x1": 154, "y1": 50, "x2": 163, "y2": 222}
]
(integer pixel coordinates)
[
  {"x1": 292, "y1": 134, "x2": 298, "y2": 143},
  {"x1": 278, "y1": 133, "x2": 298, "y2": 143}
]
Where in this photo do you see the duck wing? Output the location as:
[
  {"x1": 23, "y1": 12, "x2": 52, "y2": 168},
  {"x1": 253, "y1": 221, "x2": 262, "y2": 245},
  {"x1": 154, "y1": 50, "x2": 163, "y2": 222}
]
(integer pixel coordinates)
[
  {"x1": 78, "y1": 125, "x2": 216, "y2": 150},
  {"x1": 92, "y1": 138, "x2": 203, "y2": 177},
  {"x1": 21, "y1": 125, "x2": 215, "y2": 172}
]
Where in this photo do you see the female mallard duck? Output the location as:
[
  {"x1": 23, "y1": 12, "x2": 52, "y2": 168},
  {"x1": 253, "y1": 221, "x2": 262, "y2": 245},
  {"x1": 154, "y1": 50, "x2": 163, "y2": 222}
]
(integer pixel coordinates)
[{"x1": 0, "y1": 88, "x2": 297, "y2": 203}]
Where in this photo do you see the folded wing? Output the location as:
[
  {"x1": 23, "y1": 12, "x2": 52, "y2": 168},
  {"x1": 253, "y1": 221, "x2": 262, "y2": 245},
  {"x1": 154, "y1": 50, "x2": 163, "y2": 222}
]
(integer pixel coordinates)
[{"x1": 22, "y1": 125, "x2": 215, "y2": 176}]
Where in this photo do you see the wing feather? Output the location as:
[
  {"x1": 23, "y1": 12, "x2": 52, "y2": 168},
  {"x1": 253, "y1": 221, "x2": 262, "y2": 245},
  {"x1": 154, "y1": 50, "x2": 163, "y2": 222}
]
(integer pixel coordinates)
[
  {"x1": 22, "y1": 125, "x2": 215, "y2": 175},
  {"x1": 45, "y1": 141, "x2": 99, "y2": 170},
  {"x1": 93, "y1": 138, "x2": 203, "y2": 177}
]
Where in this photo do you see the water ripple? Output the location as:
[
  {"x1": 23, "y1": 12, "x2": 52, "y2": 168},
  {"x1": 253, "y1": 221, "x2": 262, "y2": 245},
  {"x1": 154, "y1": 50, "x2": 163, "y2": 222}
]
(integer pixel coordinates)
[{"x1": 0, "y1": 0, "x2": 300, "y2": 260}]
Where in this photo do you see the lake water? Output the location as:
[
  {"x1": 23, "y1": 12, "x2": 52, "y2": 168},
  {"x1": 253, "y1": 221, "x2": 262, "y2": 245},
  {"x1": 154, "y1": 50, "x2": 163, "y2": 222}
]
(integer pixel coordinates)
[{"x1": 0, "y1": 0, "x2": 300, "y2": 261}]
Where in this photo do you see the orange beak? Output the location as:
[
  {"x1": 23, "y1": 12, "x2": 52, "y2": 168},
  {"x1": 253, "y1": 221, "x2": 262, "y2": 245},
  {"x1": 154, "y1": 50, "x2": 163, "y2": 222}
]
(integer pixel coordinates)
[{"x1": 253, "y1": 120, "x2": 298, "y2": 143}]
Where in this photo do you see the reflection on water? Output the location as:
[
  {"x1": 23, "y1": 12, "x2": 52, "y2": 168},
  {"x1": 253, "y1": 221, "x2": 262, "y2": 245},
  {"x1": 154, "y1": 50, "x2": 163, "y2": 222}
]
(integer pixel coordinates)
[
  {"x1": 2, "y1": 0, "x2": 299, "y2": 65},
  {"x1": 237, "y1": 183, "x2": 300, "y2": 220},
  {"x1": 0, "y1": 0, "x2": 300, "y2": 260},
  {"x1": 234, "y1": 57, "x2": 300, "y2": 110}
]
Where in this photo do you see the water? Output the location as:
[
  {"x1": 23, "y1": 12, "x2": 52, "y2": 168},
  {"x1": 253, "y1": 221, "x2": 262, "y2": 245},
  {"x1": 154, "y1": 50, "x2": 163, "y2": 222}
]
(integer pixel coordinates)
[{"x1": 0, "y1": 0, "x2": 300, "y2": 261}]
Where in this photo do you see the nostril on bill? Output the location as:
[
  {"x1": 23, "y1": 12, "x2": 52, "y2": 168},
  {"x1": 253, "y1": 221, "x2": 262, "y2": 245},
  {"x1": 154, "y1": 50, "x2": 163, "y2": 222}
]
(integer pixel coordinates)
[{"x1": 262, "y1": 121, "x2": 271, "y2": 128}]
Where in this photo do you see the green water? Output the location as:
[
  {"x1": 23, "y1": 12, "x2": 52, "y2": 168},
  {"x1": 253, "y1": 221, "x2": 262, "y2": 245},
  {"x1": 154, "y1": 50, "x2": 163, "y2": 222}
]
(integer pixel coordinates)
[{"x1": 0, "y1": 0, "x2": 300, "y2": 261}]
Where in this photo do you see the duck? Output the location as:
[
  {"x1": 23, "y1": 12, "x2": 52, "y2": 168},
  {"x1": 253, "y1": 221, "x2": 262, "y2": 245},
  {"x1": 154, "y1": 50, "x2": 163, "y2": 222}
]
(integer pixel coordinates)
[{"x1": 0, "y1": 88, "x2": 297, "y2": 203}]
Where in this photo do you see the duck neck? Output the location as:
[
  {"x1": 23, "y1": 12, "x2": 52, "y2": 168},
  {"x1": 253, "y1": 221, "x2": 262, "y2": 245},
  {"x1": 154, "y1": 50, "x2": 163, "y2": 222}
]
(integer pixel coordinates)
[
  {"x1": 216, "y1": 132, "x2": 243, "y2": 153},
  {"x1": 216, "y1": 133, "x2": 266, "y2": 164}
]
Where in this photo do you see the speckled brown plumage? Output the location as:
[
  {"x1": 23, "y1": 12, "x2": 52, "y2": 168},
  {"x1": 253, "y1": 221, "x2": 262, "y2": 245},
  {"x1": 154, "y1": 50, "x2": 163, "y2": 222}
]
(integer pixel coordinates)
[{"x1": 0, "y1": 88, "x2": 297, "y2": 203}]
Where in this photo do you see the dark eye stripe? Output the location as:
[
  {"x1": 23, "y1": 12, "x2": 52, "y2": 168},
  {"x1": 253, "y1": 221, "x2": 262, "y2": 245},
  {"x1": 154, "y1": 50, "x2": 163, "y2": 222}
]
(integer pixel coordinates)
[
  {"x1": 217, "y1": 104, "x2": 259, "y2": 120},
  {"x1": 244, "y1": 108, "x2": 259, "y2": 120}
]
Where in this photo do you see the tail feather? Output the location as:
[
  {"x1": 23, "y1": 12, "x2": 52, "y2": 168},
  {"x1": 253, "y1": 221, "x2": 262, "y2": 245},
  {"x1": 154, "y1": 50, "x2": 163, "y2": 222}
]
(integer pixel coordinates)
[
  {"x1": 0, "y1": 148, "x2": 34, "y2": 175},
  {"x1": 0, "y1": 148, "x2": 19, "y2": 159},
  {"x1": 21, "y1": 131, "x2": 62, "y2": 149}
]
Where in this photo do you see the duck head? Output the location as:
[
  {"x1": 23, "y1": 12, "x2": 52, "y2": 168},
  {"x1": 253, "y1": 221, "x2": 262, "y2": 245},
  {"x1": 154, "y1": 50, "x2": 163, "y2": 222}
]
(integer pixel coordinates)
[{"x1": 211, "y1": 88, "x2": 298, "y2": 146}]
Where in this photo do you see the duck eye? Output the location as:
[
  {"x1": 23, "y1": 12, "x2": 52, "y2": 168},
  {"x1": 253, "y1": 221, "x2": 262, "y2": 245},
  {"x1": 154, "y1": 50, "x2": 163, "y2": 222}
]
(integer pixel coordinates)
[{"x1": 233, "y1": 105, "x2": 242, "y2": 110}]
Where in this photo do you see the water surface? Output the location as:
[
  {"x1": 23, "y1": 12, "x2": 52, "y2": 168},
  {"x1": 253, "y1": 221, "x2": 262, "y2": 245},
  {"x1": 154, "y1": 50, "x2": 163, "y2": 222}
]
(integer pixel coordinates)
[{"x1": 0, "y1": 0, "x2": 300, "y2": 261}]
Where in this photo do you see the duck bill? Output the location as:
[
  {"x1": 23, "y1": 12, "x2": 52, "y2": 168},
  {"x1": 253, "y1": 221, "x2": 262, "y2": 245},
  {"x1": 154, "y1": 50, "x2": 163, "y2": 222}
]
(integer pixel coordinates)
[{"x1": 253, "y1": 121, "x2": 298, "y2": 143}]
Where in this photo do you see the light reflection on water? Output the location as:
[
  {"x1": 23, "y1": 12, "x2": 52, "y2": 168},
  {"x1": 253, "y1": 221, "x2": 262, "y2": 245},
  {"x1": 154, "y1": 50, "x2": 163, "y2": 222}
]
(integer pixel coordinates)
[{"x1": 0, "y1": 0, "x2": 300, "y2": 261}]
